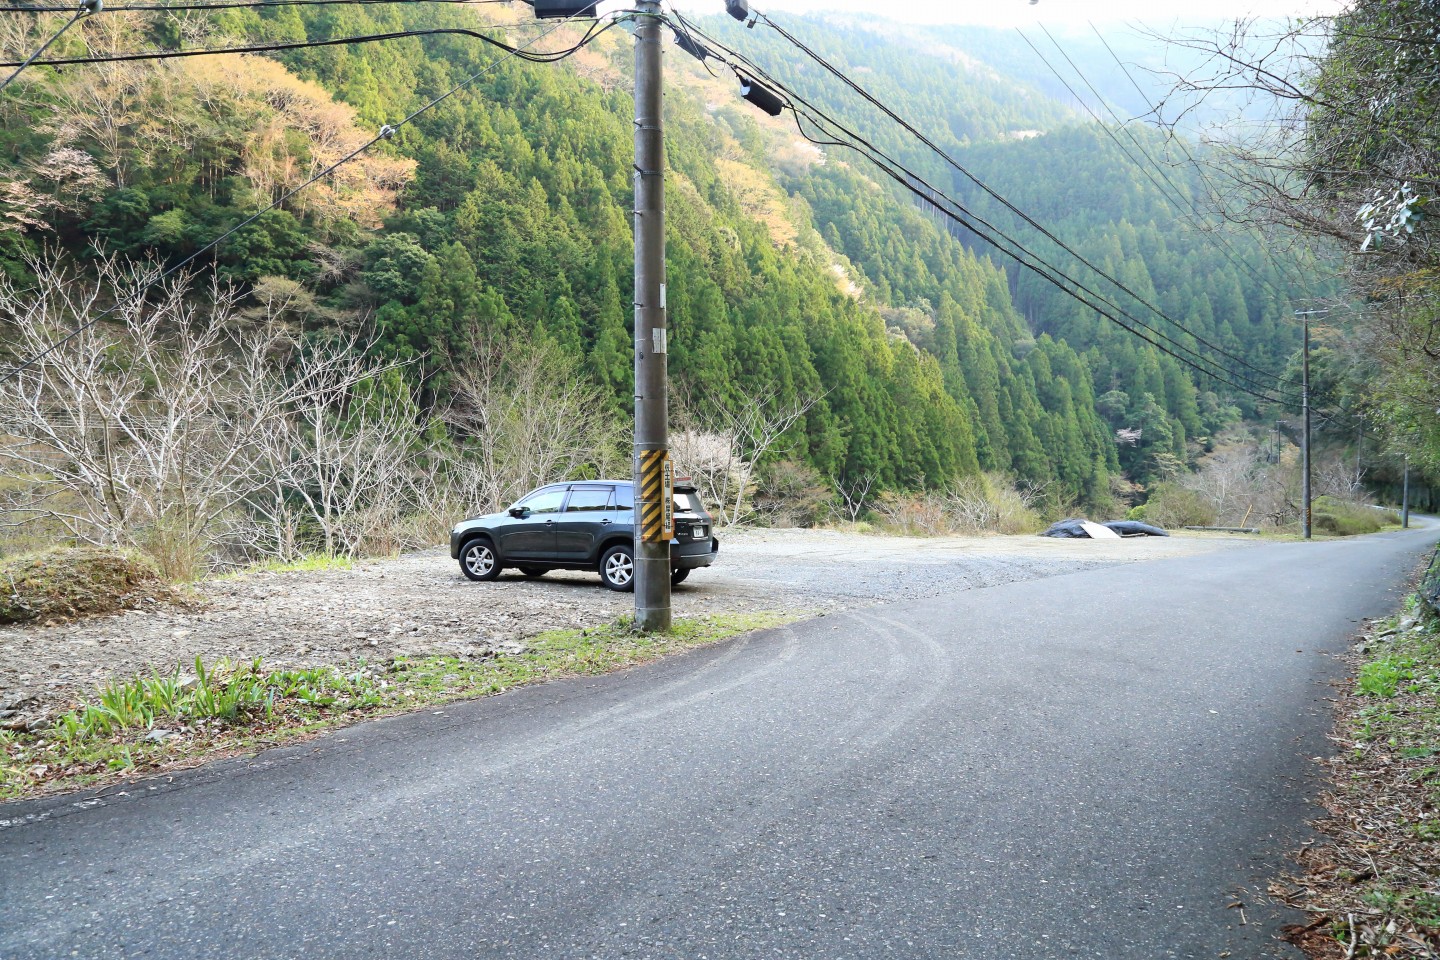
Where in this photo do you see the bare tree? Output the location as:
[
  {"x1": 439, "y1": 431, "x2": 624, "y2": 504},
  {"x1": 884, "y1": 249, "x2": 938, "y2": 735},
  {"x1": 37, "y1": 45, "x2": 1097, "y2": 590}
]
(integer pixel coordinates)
[
  {"x1": 442, "y1": 329, "x2": 622, "y2": 516},
  {"x1": 0, "y1": 255, "x2": 388, "y2": 574},
  {"x1": 829, "y1": 471, "x2": 876, "y2": 524},
  {"x1": 673, "y1": 385, "x2": 820, "y2": 526}
]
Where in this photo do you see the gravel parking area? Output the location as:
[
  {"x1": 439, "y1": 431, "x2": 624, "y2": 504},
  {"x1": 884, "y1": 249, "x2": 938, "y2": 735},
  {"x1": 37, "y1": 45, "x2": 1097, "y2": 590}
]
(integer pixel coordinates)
[{"x1": 0, "y1": 528, "x2": 1246, "y2": 721}]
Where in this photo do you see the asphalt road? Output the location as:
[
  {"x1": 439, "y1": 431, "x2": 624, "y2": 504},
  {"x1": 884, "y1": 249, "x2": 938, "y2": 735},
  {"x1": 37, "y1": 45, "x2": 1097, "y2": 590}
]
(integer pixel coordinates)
[{"x1": 3, "y1": 524, "x2": 1437, "y2": 960}]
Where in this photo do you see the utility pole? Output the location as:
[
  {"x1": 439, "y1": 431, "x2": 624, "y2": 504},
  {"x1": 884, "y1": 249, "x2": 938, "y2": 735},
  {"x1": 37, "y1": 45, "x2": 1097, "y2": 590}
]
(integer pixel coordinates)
[
  {"x1": 1296, "y1": 310, "x2": 1319, "y2": 539},
  {"x1": 1355, "y1": 415, "x2": 1364, "y2": 493},
  {"x1": 632, "y1": 0, "x2": 672, "y2": 631},
  {"x1": 1403, "y1": 455, "x2": 1411, "y2": 529}
]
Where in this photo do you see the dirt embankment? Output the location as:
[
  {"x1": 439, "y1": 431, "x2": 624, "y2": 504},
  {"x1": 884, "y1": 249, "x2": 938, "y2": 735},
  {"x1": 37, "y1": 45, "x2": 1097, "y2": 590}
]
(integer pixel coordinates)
[{"x1": 0, "y1": 528, "x2": 1245, "y2": 724}]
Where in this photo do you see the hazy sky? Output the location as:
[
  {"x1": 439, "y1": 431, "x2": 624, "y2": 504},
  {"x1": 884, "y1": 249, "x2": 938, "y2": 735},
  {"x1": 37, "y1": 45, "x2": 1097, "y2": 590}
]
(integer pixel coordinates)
[{"x1": 671, "y1": 0, "x2": 1346, "y2": 27}]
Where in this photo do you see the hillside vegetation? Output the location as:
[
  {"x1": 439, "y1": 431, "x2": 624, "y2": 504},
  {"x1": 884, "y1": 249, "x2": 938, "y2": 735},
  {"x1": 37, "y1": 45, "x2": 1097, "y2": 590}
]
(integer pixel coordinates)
[{"x1": 0, "y1": 3, "x2": 1338, "y2": 569}]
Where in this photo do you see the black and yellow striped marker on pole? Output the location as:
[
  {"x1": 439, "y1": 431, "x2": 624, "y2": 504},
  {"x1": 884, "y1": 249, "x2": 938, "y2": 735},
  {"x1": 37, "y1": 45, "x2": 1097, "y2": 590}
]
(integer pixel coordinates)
[{"x1": 638, "y1": 448, "x2": 674, "y2": 543}]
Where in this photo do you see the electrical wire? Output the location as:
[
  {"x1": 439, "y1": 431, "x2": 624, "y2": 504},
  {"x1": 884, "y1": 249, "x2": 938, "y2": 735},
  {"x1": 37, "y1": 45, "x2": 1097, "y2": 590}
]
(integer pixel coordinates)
[
  {"x1": 0, "y1": 7, "x2": 613, "y2": 385},
  {"x1": 0, "y1": 18, "x2": 621, "y2": 67},
  {"x1": 1033, "y1": 25, "x2": 1317, "y2": 317},
  {"x1": 1072, "y1": 32, "x2": 1375, "y2": 427},
  {"x1": 755, "y1": 12, "x2": 1300, "y2": 395},
  {"x1": 677, "y1": 13, "x2": 1298, "y2": 405},
  {"x1": 1086, "y1": 24, "x2": 1337, "y2": 314},
  {"x1": 677, "y1": 16, "x2": 1295, "y2": 405},
  {"x1": 0, "y1": 0, "x2": 93, "y2": 94},
  {"x1": 0, "y1": 0, "x2": 510, "y2": 10}
]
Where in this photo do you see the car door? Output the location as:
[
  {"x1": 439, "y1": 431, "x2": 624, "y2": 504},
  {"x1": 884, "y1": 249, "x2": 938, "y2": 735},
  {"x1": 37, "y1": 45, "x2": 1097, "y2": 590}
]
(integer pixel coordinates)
[
  {"x1": 498, "y1": 487, "x2": 566, "y2": 561},
  {"x1": 554, "y1": 485, "x2": 616, "y2": 561}
]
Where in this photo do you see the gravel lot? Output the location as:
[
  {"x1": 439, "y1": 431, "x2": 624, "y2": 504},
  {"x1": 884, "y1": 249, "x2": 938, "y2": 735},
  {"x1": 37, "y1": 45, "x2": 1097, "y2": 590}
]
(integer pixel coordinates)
[{"x1": 0, "y1": 528, "x2": 1246, "y2": 720}]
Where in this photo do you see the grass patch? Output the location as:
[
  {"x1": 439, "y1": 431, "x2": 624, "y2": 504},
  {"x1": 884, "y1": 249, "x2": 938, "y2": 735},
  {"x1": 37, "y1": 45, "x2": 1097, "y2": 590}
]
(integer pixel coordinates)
[
  {"x1": 219, "y1": 554, "x2": 359, "y2": 579},
  {"x1": 0, "y1": 611, "x2": 799, "y2": 801},
  {"x1": 1313, "y1": 496, "x2": 1402, "y2": 538},
  {"x1": 1277, "y1": 598, "x2": 1440, "y2": 957},
  {"x1": 0, "y1": 547, "x2": 180, "y2": 625}
]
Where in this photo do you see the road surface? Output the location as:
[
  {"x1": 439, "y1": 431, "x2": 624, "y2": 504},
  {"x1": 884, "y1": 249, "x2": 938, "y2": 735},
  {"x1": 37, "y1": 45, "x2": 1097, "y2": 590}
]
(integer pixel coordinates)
[{"x1": 2, "y1": 523, "x2": 1436, "y2": 959}]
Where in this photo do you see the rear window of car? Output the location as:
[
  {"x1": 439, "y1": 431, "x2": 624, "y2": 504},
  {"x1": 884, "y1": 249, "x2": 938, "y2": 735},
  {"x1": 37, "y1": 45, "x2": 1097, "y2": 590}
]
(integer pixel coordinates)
[
  {"x1": 674, "y1": 492, "x2": 703, "y2": 514},
  {"x1": 565, "y1": 487, "x2": 613, "y2": 512},
  {"x1": 614, "y1": 486, "x2": 634, "y2": 510}
]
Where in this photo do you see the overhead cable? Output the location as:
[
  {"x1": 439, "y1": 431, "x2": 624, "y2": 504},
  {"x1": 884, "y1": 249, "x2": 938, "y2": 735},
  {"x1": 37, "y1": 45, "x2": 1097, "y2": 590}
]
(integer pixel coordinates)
[
  {"x1": 0, "y1": 0, "x2": 508, "y2": 11},
  {"x1": 0, "y1": 18, "x2": 620, "y2": 67},
  {"x1": 0, "y1": 8, "x2": 612, "y2": 385},
  {"x1": 1083, "y1": 21, "x2": 1322, "y2": 302},
  {"x1": 0, "y1": 0, "x2": 98, "y2": 94},
  {"x1": 678, "y1": 13, "x2": 1297, "y2": 404},
  {"x1": 756, "y1": 12, "x2": 1299, "y2": 393}
]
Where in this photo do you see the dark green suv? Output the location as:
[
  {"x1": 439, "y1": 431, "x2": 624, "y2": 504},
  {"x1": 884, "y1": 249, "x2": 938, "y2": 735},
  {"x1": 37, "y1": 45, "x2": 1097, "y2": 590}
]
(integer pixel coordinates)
[{"x1": 449, "y1": 480, "x2": 720, "y2": 591}]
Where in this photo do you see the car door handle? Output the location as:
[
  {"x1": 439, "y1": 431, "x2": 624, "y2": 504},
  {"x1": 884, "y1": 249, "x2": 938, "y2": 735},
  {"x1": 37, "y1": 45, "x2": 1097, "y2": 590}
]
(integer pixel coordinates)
[{"x1": 600, "y1": 518, "x2": 613, "y2": 524}]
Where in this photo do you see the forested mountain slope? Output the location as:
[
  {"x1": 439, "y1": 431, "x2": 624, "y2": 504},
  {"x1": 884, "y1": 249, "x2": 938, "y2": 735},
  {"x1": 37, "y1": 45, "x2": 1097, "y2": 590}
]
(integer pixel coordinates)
[
  {"x1": 690, "y1": 11, "x2": 1318, "y2": 484},
  {"x1": 0, "y1": 3, "x2": 1311, "y2": 514}
]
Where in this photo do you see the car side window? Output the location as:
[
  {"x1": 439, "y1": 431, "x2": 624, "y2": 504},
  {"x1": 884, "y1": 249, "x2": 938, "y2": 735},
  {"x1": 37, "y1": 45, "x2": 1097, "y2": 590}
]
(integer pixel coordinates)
[
  {"x1": 614, "y1": 486, "x2": 635, "y2": 510},
  {"x1": 516, "y1": 489, "x2": 566, "y2": 515},
  {"x1": 565, "y1": 487, "x2": 613, "y2": 512}
]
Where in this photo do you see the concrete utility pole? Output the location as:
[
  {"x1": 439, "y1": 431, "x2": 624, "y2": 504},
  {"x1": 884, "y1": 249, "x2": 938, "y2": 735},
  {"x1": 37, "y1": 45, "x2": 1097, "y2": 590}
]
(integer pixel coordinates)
[
  {"x1": 1403, "y1": 456, "x2": 1411, "y2": 529},
  {"x1": 1296, "y1": 310, "x2": 1321, "y2": 540},
  {"x1": 632, "y1": 0, "x2": 672, "y2": 631}
]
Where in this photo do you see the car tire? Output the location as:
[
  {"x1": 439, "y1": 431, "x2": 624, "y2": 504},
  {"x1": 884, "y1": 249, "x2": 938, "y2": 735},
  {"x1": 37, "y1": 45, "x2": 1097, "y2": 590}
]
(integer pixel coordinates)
[
  {"x1": 459, "y1": 538, "x2": 502, "y2": 582},
  {"x1": 599, "y1": 544, "x2": 635, "y2": 592},
  {"x1": 670, "y1": 568, "x2": 691, "y2": 586},
  {"x1": 519, "y1": 566, "x2": 548, "y2": 578}
]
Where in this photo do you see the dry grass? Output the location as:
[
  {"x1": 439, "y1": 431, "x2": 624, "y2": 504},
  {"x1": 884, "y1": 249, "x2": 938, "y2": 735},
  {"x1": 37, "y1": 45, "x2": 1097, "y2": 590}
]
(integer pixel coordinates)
[
  {"x1": 1275, "y1": 600, "x2": 1440, "y2": 958},
  {"x1": 0, "y1": 547, "x2": 182, "y2": 625}
]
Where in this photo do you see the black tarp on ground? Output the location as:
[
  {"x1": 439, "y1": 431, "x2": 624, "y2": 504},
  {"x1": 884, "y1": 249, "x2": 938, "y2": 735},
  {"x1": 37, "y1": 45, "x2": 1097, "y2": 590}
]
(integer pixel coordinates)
[
  {"x1": 1040, "y1": 519, "x2": 1170, "y2": 539},
  {"x1": 1104, "y1": 520, "x2": 1170, "y2": 538},
  {"x1": 1040, "y1": 519, "x2": 1090, "y2": 538}
]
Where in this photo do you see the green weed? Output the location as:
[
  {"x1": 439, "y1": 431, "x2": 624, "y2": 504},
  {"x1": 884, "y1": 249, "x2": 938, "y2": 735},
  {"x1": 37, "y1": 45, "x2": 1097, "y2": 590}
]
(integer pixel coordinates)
[
  {"x1": 1357, "y1": 657, "x2": 1414, "y2": 698},
  {"x1": 1, "y1": 612, "x2": 800, "y2": 800}
]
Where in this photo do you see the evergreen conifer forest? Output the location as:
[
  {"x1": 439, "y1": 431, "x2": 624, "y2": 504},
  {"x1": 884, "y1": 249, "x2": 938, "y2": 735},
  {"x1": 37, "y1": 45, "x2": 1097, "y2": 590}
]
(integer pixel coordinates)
[{"x1": 0, "y1": 3, "x2": 1366, "y2": 564}]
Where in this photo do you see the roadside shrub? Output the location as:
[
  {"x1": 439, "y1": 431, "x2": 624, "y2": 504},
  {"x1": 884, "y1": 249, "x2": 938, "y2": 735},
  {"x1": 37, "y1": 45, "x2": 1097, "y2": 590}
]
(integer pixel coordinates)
[
  {"x1": 0, "y1": 547, "x2": 178, "y2": 625},
  {"x1": 752, "y1": 459, "x2": 831, "y2": 528},
  {"x1": 1141, "y1": 483, "x2": 1217, "y2": 529},
  {"x1": 1313, "y1": 496, "x2": 1399, "y2": 537},
  {"x1": 873, "y1": 474, "x2": 1043, "y2": 536}
]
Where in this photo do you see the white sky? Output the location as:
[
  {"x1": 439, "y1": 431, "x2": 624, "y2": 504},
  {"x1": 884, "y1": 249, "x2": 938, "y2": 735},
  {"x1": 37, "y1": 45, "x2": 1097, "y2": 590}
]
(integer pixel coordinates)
[{"x1": 670, "y1": 0, "x2": 1346, "y2": 27}]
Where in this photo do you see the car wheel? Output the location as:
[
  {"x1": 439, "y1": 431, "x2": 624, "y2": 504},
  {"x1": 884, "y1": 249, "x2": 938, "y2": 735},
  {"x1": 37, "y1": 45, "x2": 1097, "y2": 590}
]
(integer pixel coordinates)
[
  {"x1": 459, "y1": 539, "x2": 502, "y2": 582},
  {"x1": 519, "y1": 566, "x2": 548, "y2": 578},
  {"x1": 670, "y1": 568, "x2": 691, "y2": 586},
  {"x1": 599, "y1": 544, "x2": 635, "y2": 592}
]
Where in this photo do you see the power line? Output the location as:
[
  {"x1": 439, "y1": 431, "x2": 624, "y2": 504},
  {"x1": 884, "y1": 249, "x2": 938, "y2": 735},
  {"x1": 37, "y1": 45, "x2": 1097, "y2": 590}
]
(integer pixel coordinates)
[
  {"x1": 0, "y1": 0, "x2": 508, "y2": 10},
  {"x1": 0, "y1": 7, "x2": 613, "y2": 385},
  {"x1": 683, "y1": 14, "x2": 1297, "y2": 405},
  {"x1": 754, "y1": 12, "x2": 1299, "y2": 396},
  {"x1": 0, "y1": 0, "x2": 96, "y2": 94},
  {"x1": 0, "y1": 18, "x2": 619, "y2": 67},
  {"x1": 673, "y1": 14, "x2": 1296, "y2": 406},
  {"x1": 1018, "y1": 25, "x2": 1312, "y2": 390},
  {"x1": 1080, "y1": 27, "x2": 1371, "y2": 426},
  {"x1": 1044, "y1": 23, "x2": 1318, "y2": 312}
]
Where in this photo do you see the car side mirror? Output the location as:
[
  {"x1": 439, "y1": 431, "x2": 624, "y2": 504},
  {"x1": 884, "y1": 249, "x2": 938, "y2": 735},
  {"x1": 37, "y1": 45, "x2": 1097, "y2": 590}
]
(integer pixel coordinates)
[{"x1": 508, "y1": 506, "x2": 528, "y2": 518}]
